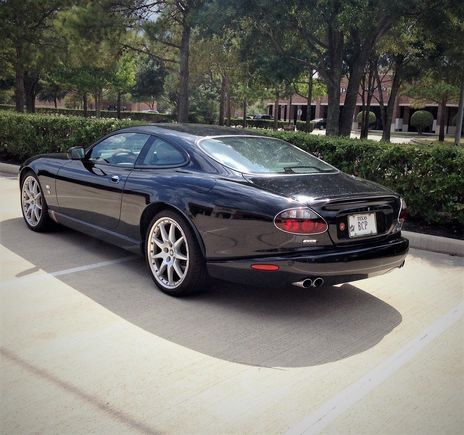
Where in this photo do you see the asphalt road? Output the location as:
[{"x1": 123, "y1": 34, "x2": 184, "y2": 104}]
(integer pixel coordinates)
[{"x1": 1, "y1": 174, "x2": 463, "y2": 434}]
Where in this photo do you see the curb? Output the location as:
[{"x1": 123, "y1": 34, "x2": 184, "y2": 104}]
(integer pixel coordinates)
[
  {"x1": 0, "y1": 162, "x2": 19, "y2": 175},
  {"x1": 403, "y1": 231, "x2": 464, "y2": 257},
  {"x1": 0, "y1": 162, "x2": 462, "y2": 257}
]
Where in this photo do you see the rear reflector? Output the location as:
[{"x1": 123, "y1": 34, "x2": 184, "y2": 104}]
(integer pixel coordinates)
[{"x1": 251, "y1": 264, "x2": 279, "y2": 271}]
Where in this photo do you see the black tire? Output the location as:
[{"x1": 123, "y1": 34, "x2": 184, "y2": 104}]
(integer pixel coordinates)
[
  {"x1": 20, "y1": 171, "x2": 56, "y2": 232},
  {"x1": 145, "y1": 210, "x2": 207, "y2": 296}
]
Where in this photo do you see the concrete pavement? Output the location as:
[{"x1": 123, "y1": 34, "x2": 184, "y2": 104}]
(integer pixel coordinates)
[{"x1": 1, "y1": 174, "x2": 463, "y2": 434}]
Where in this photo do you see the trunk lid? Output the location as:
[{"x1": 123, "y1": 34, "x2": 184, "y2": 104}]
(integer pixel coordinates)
[{"x1": 245, "y1": 172, "x2": 401, "y2": 245}]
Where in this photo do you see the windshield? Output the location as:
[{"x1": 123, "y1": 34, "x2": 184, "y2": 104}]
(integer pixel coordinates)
[{"x1": 198, "y1": 136, "x2": 337, "y2": 174}]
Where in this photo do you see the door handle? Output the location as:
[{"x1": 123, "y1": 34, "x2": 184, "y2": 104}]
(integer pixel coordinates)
[{"x1": 111, "y1": 175, "x2": 120, "y2": 183}]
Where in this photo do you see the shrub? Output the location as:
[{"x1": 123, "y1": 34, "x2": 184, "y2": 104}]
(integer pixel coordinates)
[
  {"x1": 0, "y1": 111, "x2": 142, "y2": 162},
  {"x1": 0, "y1": 104, "x2": 175, "y2": 122},
  {"x1": 356, "y1": 110, "x2": 376, "y2": 125},
  {"x1": 229, "y1": 118, "x2": 313, "y2": 132},
  {"x1": 410, "y1": 110, "x2": 433, "y2": 135}
]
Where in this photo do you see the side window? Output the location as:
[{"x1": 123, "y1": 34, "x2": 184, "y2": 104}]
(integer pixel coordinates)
[
  {"x1": 139, "y1": 138, "x2": 186, "y2": 167},
  {"x1": 89, "y1": 133, "x2": 150, "y2": 166}
]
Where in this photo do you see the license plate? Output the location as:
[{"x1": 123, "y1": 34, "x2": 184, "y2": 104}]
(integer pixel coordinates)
[{"x1": 348, "y1": 213, "x2": 377, "y2": 238}]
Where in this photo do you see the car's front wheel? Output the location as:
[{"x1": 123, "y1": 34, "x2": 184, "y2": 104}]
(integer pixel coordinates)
[
  {"x1": 20, "y1": 172, "x2": 55, "y2": 232},
  {"x1": 145, "y1": 210, "x2": 207, "y2": 296}
]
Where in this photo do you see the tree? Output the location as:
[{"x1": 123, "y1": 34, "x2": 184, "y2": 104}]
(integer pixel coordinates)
[
  {"x1": 131, "y1": 58, "x2": 166, "y2": 110},
  {"x1": 408, "y1": 0, "x2": 464, "y2": 143},
  {"x1": 405, "y1": 75, "x2": 459, "y2": 141},
  {"x1": 371, "y1": 19, "x2": 425, "y2": 142},
  {"x1": 221, "y1": 0, "x2": 422, "y2": 136},
  {"x1": 134, "y1": 0, "x2": 206, "y2": 122},
  {"x1": 293, "y1": 71, "x2": 327, "y2": 127},
  {"x1": 0, "y1": 0, "x2": 65, "y2": 112},
  {"x1": 37, "y1": 79, "x2": 68, "y2": 108},
  {"x1": 111, "y1": 52, "x2": 137, "y2": 118},
  {"x1": 54, "y1": 1, "x2": 140, "y2": 116}
]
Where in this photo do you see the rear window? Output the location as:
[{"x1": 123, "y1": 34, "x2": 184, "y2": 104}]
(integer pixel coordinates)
[{"x1": 198, "y1": 136, "x2": 337, "y2": 174}]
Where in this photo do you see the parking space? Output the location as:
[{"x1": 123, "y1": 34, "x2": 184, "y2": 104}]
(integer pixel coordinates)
[{"x1": 1, "y1": 174, "x2": 463, "y2": 434}]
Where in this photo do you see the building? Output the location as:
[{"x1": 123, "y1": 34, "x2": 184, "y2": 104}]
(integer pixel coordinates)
[{"x1": 265, "y1": 78, "x2": 460, "y2": 135}]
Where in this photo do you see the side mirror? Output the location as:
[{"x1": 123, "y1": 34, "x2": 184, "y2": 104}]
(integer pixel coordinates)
[{"x1": 67, "y1": 146, "x2": 85, "y2": 160}]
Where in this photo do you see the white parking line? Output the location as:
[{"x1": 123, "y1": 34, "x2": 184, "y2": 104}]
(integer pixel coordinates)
[
  {"x1": 0, "y1": 255, "x2": 138, "y2": 289},
  {"x1": 286, "y1": 302, "x2": 464, "y2": 435}
]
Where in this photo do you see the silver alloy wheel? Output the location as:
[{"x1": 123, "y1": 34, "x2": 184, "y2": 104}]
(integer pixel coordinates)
[
  {"x1": 21, "y1": 175, "x2": 43, "y2": 227},
  {"x1": 147, "y1": 217, "x2": 189, "y2": 289}
]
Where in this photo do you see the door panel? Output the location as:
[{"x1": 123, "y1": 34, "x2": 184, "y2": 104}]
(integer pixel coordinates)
[
  {"x1": 55, "y1": 132, "x2": 151, "y2": 229},
  {"x1": 56, "y1": 160, "x2": 131, "y2": 229}
]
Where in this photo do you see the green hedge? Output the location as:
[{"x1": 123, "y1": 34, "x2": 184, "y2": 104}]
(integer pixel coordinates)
[
  {"x1": 0, "y1": 104, "x2": 175, "y2": 122},
  {"x1": 0, "y1": 111, "x2": 144, "y2": 162},
  {"x1": 1, "y1": 110, "x2": 462, "y2": 227},
  {"x1": 230, "y1": 118, "x2": 314, "y2": 132}
]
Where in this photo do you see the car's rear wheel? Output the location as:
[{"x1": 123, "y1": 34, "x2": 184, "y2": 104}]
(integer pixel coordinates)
[
  {"x1": 20, "y1": 172, "x2": 54, "y2": 232},
  {"x1": 145, "y1": 210, "x2": 207, "y2": 296}
]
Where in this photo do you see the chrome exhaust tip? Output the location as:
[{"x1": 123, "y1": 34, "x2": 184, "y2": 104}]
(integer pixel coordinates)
[
  {"x1": 292, "y1": 278, "x2": 313, "y2": 288},
  {"x1": 302, "y1": 279, "x2": 313, "y2": 288},
  {"x1": 313, "y1": 277, "x2": 325, "y2": 287}
]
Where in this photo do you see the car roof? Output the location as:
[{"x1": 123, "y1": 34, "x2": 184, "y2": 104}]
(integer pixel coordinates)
[{"x1": 122, "y1": 123, "x2": 257, "y2": 144}]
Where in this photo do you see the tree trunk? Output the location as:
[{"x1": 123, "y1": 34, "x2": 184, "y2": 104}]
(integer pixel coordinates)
[
  {"x1": 273, "y1": 87, "x2": 279, "y2": 130},
  {"x1": 25, "y1": 90, "x2": 35, "y2": 113},
  {"x1": 15, "y1": 45, "x2": 24, "y2": 112},
  {"x1": 24, "y1": 72, "x2": 39, "y2": 113},
  {"x1": 54, "y1": 97, "x2": 57, "y2": 109},
  {"x1": 378, "y1": 93, "x2": 386, "y2": 134},
  {"x1": 94, "y1": 89, "x2": 101, "y2": 118},
  {"x1": 359, "y1": 75, "x2": 367, "y2": 139},
  {"x1": 382, "y1": 62, "x2": 403, "y2": 142},
  {"x1": 242, "y1": 98, "x2": 247, "y2": 128},
  {"x1": 326, "y1": 82, "x2": 341, "y2": 136},
  {"x1": 219, "y1": 75, "x2": 226, "y2": 126},
  {"x1": 288, "y1": 95, "x2": 292, "y2": 125},
  {"x1": 374, "y1": 70, "x2": 386, "y2": 133},
  {"x1": 226, "y1": 76, "x2": 231, "y2": 127},
  {"x1": 306, "y1": 71, "x2": 313, "y2": 128},
  {"x1": 438, "y1": 98, "x2": 446, "y2": 142},
  {"x1": 117, "y1": 91, "x2": 121, "y2": 119},
  {"x1": 361, "y1": 64, "x2": 375, "y2": 139},
  {"x1": 83, "y1": 93, "x2": 88, "y2": 117},
  {"x1": 340, "y1": 52, "x2": 370, "y2": 136},
  {"x1": 455, "y1": 80, "x2": 464, "y2": 145},
  {"x1": 325, "y1": 27, "x2": 343, "y2": 136},
  {"x1": 177, "y1": 23, "x2": 191, "y2": 123}
]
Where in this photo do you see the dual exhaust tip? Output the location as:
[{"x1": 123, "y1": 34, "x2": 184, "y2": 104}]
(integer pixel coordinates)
[{"x1": 293, "y1": 277, "x2": 325, "y2": 288}]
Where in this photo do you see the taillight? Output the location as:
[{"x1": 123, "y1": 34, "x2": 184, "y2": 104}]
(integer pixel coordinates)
[
  {"x1": 274, "y1": 207, "x2": 327, "y2": 234},
  {"x1": 394, "y1": 198, "x2": 407, "y2": 232},
  {"x1": 399, "y1": 198, "x2": 407, "y2": 223}
]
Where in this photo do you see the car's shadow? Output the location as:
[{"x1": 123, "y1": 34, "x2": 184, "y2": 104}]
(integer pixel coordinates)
[{"x1": 1, "y1": 218, "x2": 402, "y2": 368}]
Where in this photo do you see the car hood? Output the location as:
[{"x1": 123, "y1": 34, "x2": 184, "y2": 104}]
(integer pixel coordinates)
[
  {"x1": 245, "y1": 172, "x2": 396, "y2": 204},
  {"x1": 21, "y1": 152, "x2": 68, "y2": 167}
]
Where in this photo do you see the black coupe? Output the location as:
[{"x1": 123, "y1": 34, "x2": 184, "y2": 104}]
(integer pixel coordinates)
[{"x1": 19, "y1": 124, "x2": 408, "y2": 295}]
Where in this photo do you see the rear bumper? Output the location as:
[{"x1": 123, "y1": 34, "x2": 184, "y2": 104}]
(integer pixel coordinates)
[{"x1": 207, "y1": 236, "x2": 409, "y2": 287}]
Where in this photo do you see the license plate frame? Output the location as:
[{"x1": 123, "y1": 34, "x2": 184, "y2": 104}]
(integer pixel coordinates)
[{"x1": 348, "y1": 212, "x2": 377, "y2": 238}]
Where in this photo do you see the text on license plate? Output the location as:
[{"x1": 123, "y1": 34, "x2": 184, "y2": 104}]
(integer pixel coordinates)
[{"x1": 348, "y1": 213, "x2": 377, "y2": 238}]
